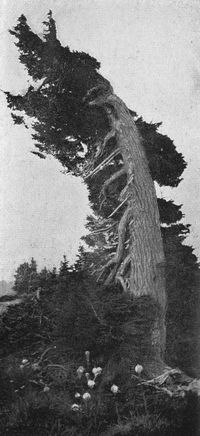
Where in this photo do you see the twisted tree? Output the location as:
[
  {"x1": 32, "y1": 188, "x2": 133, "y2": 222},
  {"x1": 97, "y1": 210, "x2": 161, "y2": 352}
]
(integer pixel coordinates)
[{"x1": 5, "y1": 12, "x2": 189, "y2": 377}]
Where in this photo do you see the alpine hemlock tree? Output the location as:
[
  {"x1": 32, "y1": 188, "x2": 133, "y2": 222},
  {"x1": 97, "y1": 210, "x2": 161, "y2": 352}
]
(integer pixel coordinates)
[{"x1": 6, "y1": 12, "x2": 192, "y2": 377}]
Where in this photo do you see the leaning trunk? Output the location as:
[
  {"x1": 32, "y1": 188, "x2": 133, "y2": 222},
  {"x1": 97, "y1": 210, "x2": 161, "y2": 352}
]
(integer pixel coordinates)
[
  {"x1": 109, "y1": 95, "x2": 167, "y2": 377},
  {"x1": 86, "y1": 87, "x2": 167, "y2": 377}
]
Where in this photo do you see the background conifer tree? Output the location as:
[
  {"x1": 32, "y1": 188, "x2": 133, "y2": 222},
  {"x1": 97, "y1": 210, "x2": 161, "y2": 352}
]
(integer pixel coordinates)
[{"x1": 13, "y1": 257, "x2": 39, "y2": 295}]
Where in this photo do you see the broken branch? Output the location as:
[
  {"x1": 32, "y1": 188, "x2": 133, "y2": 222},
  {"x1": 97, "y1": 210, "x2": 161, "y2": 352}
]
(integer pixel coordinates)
[
  {"x1": 107, "y1": 197, "x2": 128, "y2": 219},
  {"x1": 100, "y1": 167, "x2": 126, "y2": 209},
  {"x1": 100, "y1": 129, "x2": 116, "y2": 155},
  {"x1": 84, "y1": 148, "x2": 121, "y2": 180},
  {"x1": 98, "y1": 206, "x2": 132, "y2": 284}
]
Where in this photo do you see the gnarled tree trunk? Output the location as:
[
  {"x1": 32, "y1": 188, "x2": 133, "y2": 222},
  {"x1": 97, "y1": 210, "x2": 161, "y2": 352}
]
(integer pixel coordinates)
[{"x1": 85, "y1": 86, "x2": 167, "y2": 377}]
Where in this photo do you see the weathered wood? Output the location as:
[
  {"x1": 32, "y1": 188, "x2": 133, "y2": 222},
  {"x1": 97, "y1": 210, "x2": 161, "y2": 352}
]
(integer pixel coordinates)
[{"x1": 87, "y1": 88, "x2": 167, "y2": 376}]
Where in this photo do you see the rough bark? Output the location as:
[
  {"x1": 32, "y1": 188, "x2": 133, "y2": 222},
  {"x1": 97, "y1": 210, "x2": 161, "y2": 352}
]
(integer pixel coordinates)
[{"x1": 85, "y1": 86, "x2": 167, "y2": 377}]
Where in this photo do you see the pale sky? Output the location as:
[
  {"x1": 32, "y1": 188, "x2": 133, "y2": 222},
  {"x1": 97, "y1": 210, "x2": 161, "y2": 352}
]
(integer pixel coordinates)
[{"x1": 0, "y1": 0, "x2": 200, "y2": 280}]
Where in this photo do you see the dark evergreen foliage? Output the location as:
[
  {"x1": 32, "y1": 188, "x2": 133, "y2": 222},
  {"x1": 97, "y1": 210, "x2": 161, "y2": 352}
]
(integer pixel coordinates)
[
  {"x1": 136, "y1": 117, "x2": 187, "y2": 187},
  {"x1": 7, "y1": 12, "x2": 110, "y2": 175},
  {"x1": 6, "y1": 13, "x2": 186, "y2": 188},
  {"x1": 157, "y1": 198, "x2": 183, "y2": 225},
  {"x1": 13, "y1": 257, "x2": 39, "y2": 295}
]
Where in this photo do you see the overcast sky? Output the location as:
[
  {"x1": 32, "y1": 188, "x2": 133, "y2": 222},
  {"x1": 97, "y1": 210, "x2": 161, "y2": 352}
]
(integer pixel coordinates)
[{"x1": 0, "y1": 0, "x2": 200, "y2": 280}]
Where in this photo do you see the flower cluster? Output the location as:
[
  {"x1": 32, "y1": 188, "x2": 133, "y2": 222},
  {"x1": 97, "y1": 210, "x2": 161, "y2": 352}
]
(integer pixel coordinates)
[
  {"x1": 71, "y1": 351, "x2": 104, "y2": 412},
  {"x1": 71, "y1": 351, "x2": 122, "y2": 413}
]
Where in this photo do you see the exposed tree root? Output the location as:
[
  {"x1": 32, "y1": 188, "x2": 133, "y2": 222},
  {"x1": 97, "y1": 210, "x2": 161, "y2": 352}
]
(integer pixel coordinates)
[
  {"x1": 137, "y1": 368, "x2": 200, "y2": 398},
  {"x1": 141, "y1": 368, "x2": 181, "y2": 386}
]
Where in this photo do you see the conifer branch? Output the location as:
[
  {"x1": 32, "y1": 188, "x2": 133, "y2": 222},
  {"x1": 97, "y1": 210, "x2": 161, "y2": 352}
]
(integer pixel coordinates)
[{"x1": 89, "y1": 221, "x2": 117, "y2": 235}]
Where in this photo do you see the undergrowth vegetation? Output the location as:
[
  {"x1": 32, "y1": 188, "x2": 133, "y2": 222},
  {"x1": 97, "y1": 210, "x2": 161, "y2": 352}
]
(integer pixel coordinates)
[{"x1": 0, "y1": 257, "x2": 199, "y2": 435}]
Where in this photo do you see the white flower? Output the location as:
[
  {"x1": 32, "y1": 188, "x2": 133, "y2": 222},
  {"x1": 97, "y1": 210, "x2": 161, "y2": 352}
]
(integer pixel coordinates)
[
  {"x1": 32, "y1": 363, "x2": 40, "y2": 371},
  {"x1": 83, "y1": 392, "x2": 91, "y2": 401},
  {"x1": 43, "y1": 386, "x2": 50, "y2": 393},
  {"x1": 71, "y1": 403, "x2": 80, "y2": 411},
  {"x1": 85, "y1": 350, "x2": 90, "y2": 364},
  {"x1": 111, "y1": 384, "x2": 119, "y2": 394},
  {"x1": 77, "y1": 366, "x2": 85, "y2": 379},
  {"x1": 135, "y1": 364, "x2": 143, "y2": 375},
  {"x1": 22, "y1": 359, "x2": 28, "y2": 364},
  {"x1": 92, "y1": 367, "x2": 102, "y2": 378},
  {"x1": 19, "y1": 365, "x2": 24, "y2": 370},
  {"x1": 75, "y1": 392, "x2": 81, "y2": 399},
  {"x1": 85, "y1": 372, "x2": 90, "y2": 380},
  {"x1": 87, "y1": 379, "x2": 95, "y2": 388}
]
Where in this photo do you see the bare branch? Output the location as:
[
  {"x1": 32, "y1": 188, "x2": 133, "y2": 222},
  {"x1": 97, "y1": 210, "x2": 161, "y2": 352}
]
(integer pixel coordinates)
[
  {"x1": 98, "y1": 206, "x2": 132, "y2": 284},
  {"x1": 115, "y1": 254, "x2": 132, "y2": 291},
  {"x1": 100, "y1": 129, "x2": 116, "y2": 156},
  {"x1": 89, "y1": 222, "x2": 117, "y2": 235},
  {"x1": 112, "y1": 206, "x2": 132, "y2": 262},
  {"x1": 46, "y1": 364, "x2": 69, "y2": 373},
  {"x1": 86, "y1": 297, "x2": 107, "y2": 326},
  {"x1": 35, "y1": 77, "x2": 48, "y2": 93},
  {"x1": 119, "y1": 175, "x2": 134, "y2": 201},
  {"x1": 84, "y1": 148, "x2": 121, "y2": 180},
  {"x1": 100, "y1": 167, "x2": 126, "y2": 209},
  {"x1": 116, "y1": 253, "x2": 132, "y2": 277},
  {"x1": 35, "y1": 346, "x2": 56, "y2": 365},
  {"x1": 107, "y1": 197, "x2": 128, "y2": 219}
]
